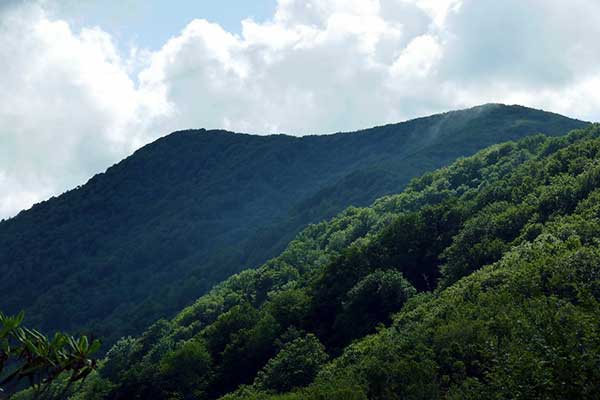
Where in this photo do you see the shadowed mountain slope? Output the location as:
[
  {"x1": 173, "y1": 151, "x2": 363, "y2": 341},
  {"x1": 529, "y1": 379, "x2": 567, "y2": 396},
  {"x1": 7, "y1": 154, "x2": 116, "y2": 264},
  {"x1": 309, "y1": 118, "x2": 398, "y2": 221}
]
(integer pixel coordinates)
[
  {"x1": 33, "y1": 123, "x2": 600, "y2": 400},
  {"x1": 0, "y1": 104, "x2": 587, "y2": 345}
]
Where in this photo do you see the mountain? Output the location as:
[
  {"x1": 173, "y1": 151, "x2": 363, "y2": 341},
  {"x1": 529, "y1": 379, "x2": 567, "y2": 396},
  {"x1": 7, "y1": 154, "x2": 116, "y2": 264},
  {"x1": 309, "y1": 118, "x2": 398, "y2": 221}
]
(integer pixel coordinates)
[
  {"x1": 0, "y1": 104, "x2": 587, "y2": 346},
  {"x1": 39, "y1": 122, "x2": 600, "y2": 400}
]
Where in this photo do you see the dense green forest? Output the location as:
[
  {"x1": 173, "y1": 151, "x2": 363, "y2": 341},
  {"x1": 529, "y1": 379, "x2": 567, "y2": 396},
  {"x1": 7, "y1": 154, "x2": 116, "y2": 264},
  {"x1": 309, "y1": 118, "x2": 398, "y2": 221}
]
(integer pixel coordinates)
[
  {"x1": 19, "y1": 123, "x2": 600, "y2": 399},
  {"x1": 0, "y1": 104, "x2": 585, "y2": 347}
]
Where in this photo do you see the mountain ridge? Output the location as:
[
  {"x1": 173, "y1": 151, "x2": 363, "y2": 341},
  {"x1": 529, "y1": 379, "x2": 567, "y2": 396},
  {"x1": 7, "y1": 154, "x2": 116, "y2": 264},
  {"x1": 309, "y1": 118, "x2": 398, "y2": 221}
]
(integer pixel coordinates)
[
  {"x1": 3, "y1": 103, "x2": 581, "y2": 221},
  {"x1": 0, "y1": 104, "x2": 588, "y2": 347},
  {"x1": 36, "y1": 122, "x2": 600, "y2": 400}
]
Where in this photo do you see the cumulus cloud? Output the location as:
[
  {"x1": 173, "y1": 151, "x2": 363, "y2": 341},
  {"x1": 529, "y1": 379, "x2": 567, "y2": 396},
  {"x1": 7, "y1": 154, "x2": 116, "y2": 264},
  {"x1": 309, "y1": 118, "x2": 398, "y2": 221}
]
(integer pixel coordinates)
[
  {"x1": 0, "y1": 3, "x2": 168, "y2": 218},
  {"x1": 1, "y1": 0, "x2": 599, "y2": 218}
]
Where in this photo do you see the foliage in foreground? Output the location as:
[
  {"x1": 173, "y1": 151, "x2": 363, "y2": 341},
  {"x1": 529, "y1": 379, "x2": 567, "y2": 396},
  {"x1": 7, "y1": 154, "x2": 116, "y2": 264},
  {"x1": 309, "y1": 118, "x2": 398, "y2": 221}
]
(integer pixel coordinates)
[
  {"x1": 31, "y1": 124, "x2": 600, "y2": 399},
  {"x1": 0, "y1": 312, "x2": 100, "y2": 398}
]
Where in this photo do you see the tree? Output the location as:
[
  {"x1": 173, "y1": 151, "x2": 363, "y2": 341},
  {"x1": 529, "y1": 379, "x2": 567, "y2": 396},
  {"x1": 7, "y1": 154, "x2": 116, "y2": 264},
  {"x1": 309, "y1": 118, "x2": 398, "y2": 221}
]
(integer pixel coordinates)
[
  {"x1": 158, "y1": 339, "x2": 212, "y2": 398},
  {"x1": 254, "y1": 333, "x2": 328, "y2": 393},
  {"x1": 100, "y1": 337, "x2": 138, "y2": 382},
  {"x1": 265, "y1": 289, "x2": 310, "y2": 328},
  {"x1": 335, "y1": 270, "x2": 416, "y2": 342}
]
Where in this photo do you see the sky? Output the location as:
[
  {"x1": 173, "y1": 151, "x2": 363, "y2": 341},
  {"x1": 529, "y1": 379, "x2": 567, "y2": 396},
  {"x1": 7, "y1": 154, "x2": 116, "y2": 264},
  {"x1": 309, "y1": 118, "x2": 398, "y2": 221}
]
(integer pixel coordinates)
[
  {"x1": 47, "y1": 0, "x2": 276, "y2": 50},
  {"x1": 1, "y1": 0, "x2": 600, "y2": 219}
]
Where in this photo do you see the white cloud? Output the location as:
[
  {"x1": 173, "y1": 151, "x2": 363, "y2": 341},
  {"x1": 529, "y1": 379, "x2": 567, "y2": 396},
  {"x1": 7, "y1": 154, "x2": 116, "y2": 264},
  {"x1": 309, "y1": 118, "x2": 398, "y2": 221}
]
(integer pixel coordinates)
[
  {"x1": 1, "y1": 0, "x2": 599, "y2": 219},
  {"x1": 0, "y1": 4, "x2": 142, "y2": 217}
]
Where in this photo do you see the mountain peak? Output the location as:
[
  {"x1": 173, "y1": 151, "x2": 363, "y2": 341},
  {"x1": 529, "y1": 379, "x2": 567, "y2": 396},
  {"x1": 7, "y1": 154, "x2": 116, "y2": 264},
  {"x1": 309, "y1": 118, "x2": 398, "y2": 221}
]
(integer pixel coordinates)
[{"x1": 0, "y1": 106, "x2": 588, "y2": 346}]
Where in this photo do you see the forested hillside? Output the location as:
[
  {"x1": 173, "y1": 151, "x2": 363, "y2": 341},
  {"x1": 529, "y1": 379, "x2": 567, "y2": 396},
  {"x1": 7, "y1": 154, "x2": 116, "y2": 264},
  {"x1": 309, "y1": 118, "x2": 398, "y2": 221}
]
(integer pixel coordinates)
[
  {"x1": 24, "y1": 123, "x2": 600, "y2": 400},
  {"x1": 1, "y1": 104, "x2": 585, "y2": 346}
]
